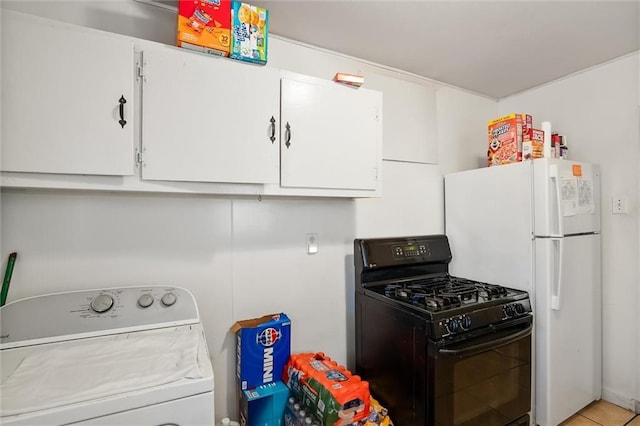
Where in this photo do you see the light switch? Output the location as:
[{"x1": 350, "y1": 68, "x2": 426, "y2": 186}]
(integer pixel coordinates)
[{"x1": 306, "y1": 233, "x2": 318, "y2": 254}]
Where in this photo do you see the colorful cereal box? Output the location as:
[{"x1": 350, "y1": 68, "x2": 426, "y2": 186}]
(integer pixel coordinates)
[
  {"x1": 231, "y1": 313, "x2": 291, "y2": 390},
  {"x1": 177, "y1": 0, "x2": 231, "y2": 56},
  {"x1": 230, "y1": 1, "x2": 268, "y2": 64},
  {"x1": 487, "y1": 114, "x2": 523, "y2": 166},
  {"x1": 523, "y1": 128, "x2": 545, "y2": 160}
]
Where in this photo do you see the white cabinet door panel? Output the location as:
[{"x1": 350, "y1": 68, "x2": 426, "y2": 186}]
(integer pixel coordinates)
[
  {"x1": 365, "y1": 73, "x2": 437, "y2": 164},
  {"x1": 141, "y1": 48, "x2": 280, "y2": 184},
  {"x1": 1, "y1": 11, "x2": 135, "y2": 176},
  {"x1": 280, "y1": 75, "x2": 381, "y2": 191}
]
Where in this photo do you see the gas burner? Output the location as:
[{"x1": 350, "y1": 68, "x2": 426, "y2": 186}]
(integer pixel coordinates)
[
  {"x1": 378, "y1": 275, "x2": 511, "y2": 312},
  {"x1": 384, "y1": 285, "x2": 400, "y2": 298},
  {"x1": 412, "y1": 295, "x2": 462, "y2": 311},
  {"x1": 475, "y1": 283, "x2": 509, "y2": 300}
]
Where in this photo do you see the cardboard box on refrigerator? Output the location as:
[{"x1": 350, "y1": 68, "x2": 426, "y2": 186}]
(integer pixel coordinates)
[
  {"x1": 487, "y1": 113, "x2": 524, "y2": 166},
  {"x1": 231, "y1": 313, "x2": 291, "y2": 390},
  {"x1": 523, "y1": 128, "x2": 545, "y2": 160}
]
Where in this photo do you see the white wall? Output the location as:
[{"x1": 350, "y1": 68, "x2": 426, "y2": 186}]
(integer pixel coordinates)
[
  {"x1": 499, "y1": 53, "x2": 640, "y2": 410},
  {"x1": 0, "y1": 0, "x2": 498, "y2": 421}
]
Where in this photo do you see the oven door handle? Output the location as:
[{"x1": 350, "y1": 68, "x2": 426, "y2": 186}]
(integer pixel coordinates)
[{"x1": 439, "y1": 324, "x2": 532, "y2": 357}]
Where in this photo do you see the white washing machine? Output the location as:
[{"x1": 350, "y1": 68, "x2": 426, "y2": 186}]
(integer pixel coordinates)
[{"x1": 0, "y1": 286, "x2": 214, "y2": 425}]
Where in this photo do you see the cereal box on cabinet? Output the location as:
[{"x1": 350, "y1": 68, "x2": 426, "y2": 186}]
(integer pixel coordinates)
[
  {"x1": 230, "y1": 1, "x2": 268, "y2": 64},
  {"x1": 177, "y1": 0, "x2": 232, "y2": 56}
]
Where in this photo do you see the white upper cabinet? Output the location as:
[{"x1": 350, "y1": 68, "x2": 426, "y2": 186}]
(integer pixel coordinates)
[
  {"x1": 140, "y1": 47, "x2": 280, "y2": 185},
  {"x1": 365, "y1": 73, "x2": 437, "y2": 164},
  {"x1": 1, "y1": 11, "x2": 136, "y2": 176},
  {"x1": 280, "y1": 73, "x2": 382, "y2": 191},
  {"x1": 0, "y1": 11, "x2": 383, "y2": 197}
]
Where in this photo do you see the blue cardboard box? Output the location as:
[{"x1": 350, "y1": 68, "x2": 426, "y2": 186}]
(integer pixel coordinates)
[
  {"x1": 231, "y1": 313, "x2": 291, "y2": 390},
  {"x1": 239, "y1": 381, "x2": 290, "y2": 426}
]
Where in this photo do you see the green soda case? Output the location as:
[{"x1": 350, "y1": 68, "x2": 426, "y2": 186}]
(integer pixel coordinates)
[{"x1": 300, "y1": 379, "x2": 322, "y2": 419}]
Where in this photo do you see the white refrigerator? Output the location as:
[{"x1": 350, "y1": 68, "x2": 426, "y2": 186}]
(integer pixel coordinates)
[{"x1": 444, "y1": 158, "x2": 601, "y2": 426}]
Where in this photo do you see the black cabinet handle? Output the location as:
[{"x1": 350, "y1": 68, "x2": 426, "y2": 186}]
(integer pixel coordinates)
[
  {"x1": 269, "y1": 116, "x2": 276, "y2": 143},
  {"x1": 118, "y1": 95, "x2": 127, "y2": 128},
  {"x1": 285, "y1": 122, "x2": 291, "y2": 148}
]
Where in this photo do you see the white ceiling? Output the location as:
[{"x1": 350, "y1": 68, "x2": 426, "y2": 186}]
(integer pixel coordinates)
[
  {"x1": 251, "y1": 0, "x2": 639, "y2": 99},
  {"x1": 145, "y1": 0, "x2": 639, "y2": 98}
]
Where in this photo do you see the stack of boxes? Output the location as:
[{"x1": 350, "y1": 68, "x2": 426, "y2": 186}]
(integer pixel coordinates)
[
  {"x1": 487, "y1": 114, "x2": 568, "y2": 167},
  {"x1": 177, "y1": 0, "x2": 269, "y2": 64},
  {"x1": 231, "y1": 313, "x2": 292, "y2": 425}
]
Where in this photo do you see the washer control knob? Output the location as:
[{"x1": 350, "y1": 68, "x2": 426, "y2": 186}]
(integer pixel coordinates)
[
  {"x1": 90, "y1": 294, "x2": 114, "y2": 313},
  {"x1": 514, "y1": 303, "x2": 526, "y2": 315},
  {"x1": 161, "y1": 292, "x2": 177, "y2": 307},
  {"x1": 138, "y1": 294, "x2": 154, "y2": 308}
]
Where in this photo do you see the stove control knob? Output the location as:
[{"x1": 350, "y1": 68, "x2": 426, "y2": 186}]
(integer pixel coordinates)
[
  {"x1": 447, "y1": 319, "x2": 460, "y2": 333},
  {"x1": 514, "y1": 303, "x2": 526, "y2": 315},
  {"x1": 90, "y1": 294, "x2": 114, "y2": 313},
  {"x1": 161, "y1": 292, "x2": 177, "y2": 307},
  {"x1": 461, "y1": 315, "x2": 472, "y2": 330},
  {"x1": 504, "y1": 304, "x2": 515, "y2": 318},
  {"x1": 138, "y1": 294, "x2": 154, "y2": 308}
]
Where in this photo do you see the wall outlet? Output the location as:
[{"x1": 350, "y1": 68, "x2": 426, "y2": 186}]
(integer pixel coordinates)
[{"x1": 612, "y1": 195, "x2": 628, "y2": 214}]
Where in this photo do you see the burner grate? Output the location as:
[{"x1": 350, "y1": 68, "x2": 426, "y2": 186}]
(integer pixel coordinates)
[
  {"x1": 380, "y1": 275, "x2": 509, "y2": 312},
  {"x1": 475, "y1": 283, "x2": 509, "y2": 299}
]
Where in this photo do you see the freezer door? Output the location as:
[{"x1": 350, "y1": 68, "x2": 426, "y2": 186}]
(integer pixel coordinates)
[
  {"x1": 533, "y1": 158, "x2": 600, "y2": 236},
  {"x1": 444, "y1": 162, "x2": 533, "y2": 293},
  {"x1": 534, "y1": 234, "x2": 601, "y2": 426}
]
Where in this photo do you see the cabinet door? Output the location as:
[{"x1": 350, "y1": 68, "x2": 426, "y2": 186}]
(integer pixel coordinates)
[
  {"x1": 365, "y1": 73, "x2": 437, "y2": 164},
  {"x1": 141, "y1": 48, "x2": 280, "y2": 184},
  {"x1": 1, "y1": 11, "x2": 135, "y2": 176},
  {"x1": 280, "y1": 74, "x2": 382, "y2": 191}
]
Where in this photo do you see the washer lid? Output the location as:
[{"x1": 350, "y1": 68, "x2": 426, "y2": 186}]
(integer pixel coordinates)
[{"x1": 1, "y1": 325, "x2": 207, "y2": 418}]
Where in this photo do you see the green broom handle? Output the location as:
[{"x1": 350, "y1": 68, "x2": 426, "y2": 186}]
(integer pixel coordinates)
[{"x1": 1, "y1": 252, "x2": 17, "y2": 307}]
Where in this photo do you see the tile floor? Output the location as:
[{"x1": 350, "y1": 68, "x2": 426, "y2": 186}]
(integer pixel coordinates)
[{"x1": 560, "y1": 400, "x2": 639, "y2": 426}]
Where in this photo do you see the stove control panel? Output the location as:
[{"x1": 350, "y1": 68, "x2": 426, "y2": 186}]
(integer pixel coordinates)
[
  {"x1": 392, "y1": 243, "x2": 430, "y2": 259},
  {"x1": 356, "y1": 235, "x2": 452, "y2": 270},
  {"x1": 436, "y1": 299, "x2": 531, "y2": 338}
]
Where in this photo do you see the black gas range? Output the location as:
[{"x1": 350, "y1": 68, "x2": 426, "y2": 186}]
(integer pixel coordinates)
[{"x1": 355, "y1": 235, "x2": 532, "y2": 426}]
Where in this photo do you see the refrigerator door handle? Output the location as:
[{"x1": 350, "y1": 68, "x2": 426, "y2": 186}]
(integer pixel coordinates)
[
  {"x1": 551, "y1": 237, "x2": 564, "y2": 310},
  {"x1": 549, "y1": 165, "x2": 564, "y2": 237}
]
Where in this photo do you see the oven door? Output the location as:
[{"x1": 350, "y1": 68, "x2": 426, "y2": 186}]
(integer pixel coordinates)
[{"x1": 428, "y1": 317, "x2": 532, "y2": 426}]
